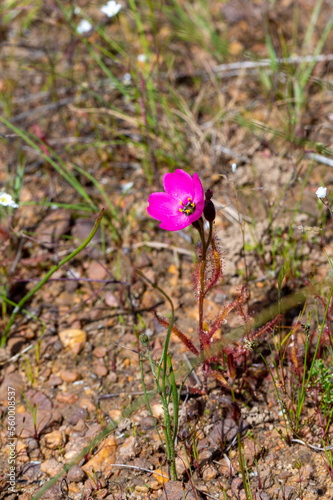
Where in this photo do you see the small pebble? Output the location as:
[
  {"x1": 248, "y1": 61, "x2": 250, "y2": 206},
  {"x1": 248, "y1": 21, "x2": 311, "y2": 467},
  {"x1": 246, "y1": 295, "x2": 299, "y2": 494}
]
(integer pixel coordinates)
[
  {"x1": 41, "y1": 458, "x2": 63, "y2": 477},
  {"x1": 149, "y1": 481, "x2": 161, "y2": 491},
  {"x1": 60, "y1": 369, "x2": 82, "y2": 383},
  {"x1": 95, "y1": 364, "x2": 108, "y2": 377},
  {"x1": 117, "y1": 436, "x2": 141, "y2": 461},
  {"x1": 109, "y1": 409, "x2": 122, "y2": 420},
  {"x1": 67, "y1": 464, "x2": 86, "y2": 483},
  {"x1": 25, "y1": 437, "x2": 39, "y2": 452},
  {"x1": 58, "y1": 328, "x2": 87, "y2": 354},
  {"x1": 231, "y1": 478, "x2": 244, "y2": 496},
  {"x1": 73, "y1": 419, "x2": 87, "y2": 434},
  {"x1": 105, "y1": 292, "x2": 118, "y2": 307},
  {"x1": 56, "y1": 392, "x2": 79, "y2": 404},
  {"x1": 152, "y1": 469, "x2": 168, "y2": 484},
  {"x1": 68, "y1": 407, "x2": 88, "y2": 425},
  {"x1": 43, "y1": 430, "x2": 65, "y2": 450},
  {"x1": 93, "y1": 346, "x2": 107, "y2": 358},
  {"x1": 47, "y1": 374, "x2": 62, "y2": 387},
  {"x1": 107, "y1": 371, "x2": 117, "y2": 383},
  {"x1": 87, "y1": 261, "x2": 107, "y2": 281},
  {"x1": 162, "y1": 481, "x2": 197, "y2": 500},
  {"x1": 202, "y1": 465, "x2": 217, "y2": 481},
  {"x1": 80, "y1": 397, "x2": 96, "y2": 412},
  {"x1": 258, "y1": 493, "x2": 271, "y2": 500},
  {"x1": 95, "y1": 489, "x2": 108, "y2": 500},
  {"x1": 136, "y1": 485, "x2": 149, "y2": 493}
]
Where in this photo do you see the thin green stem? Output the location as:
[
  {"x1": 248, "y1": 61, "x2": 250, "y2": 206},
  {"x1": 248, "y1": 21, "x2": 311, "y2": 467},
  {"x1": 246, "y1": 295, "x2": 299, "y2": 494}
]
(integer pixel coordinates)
[
  {"x1": 296, "y1": 318, "x2": 310, "y2": 430},
  {"x1": 296, "y1": 279, "x2": 333, "y2": 429},
  {"x1": 139, "y1": 351, "x2": 165, "y2": 449},
  {"x1": 259, "y1": 351, "x2": 291, "y2": 437},
  {"x1": 231, "y1": 387, "x2": 251, "y2": 499},
  {"x1": 0, "y1": 117, "x2": 97, "y2": 210},
  {"x1": 161, "y1": 359, "x2": 176, "y2": 479},
  {"x1": 1, "y1": 210, "x2": 104, "y2": 347},
  {"x1": 321, "y1": 198, "x2": 333, "y2": 221},
  {"x1": 237, "y1": 433, "x2": 250, "y2": 500},
  {"x1": 136, "y1": 269, "x2": 178, "y2": 480},
  {"x1": 154, "y1": 369, "x2": 174, "y2": 478},
  {"x1": 168, "y1": 354, "x2": 179, "y2": 444}
]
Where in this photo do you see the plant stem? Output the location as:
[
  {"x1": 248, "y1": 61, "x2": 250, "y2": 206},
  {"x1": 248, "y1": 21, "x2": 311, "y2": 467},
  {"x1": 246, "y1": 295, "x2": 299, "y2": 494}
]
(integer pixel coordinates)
[
  {"x1": 296, "y1": 280, "x2": 333, "y2": 430},
  {"x1": 206, "y1": 220, "x2": 213, "y2": 251},
  {"x1": 139, "y1": 351, "x2": 165, "y2": 449},
  {"x1": 231, "y1": 387, "x2": 250, "y2": 499},
  {"x1": 168, "y1": 354, "x2": 179, "y2": 444},
  {"x1": 138, "y1": 271, "x2": 178, "y2": 480},
  {"x1": 1, "y1": 210, "x2": 104, "y2": 347},
  {"x1": 197, "y1": 218, "x2": 208, "y2": 348},
  {"x1": 237, "y1": 433, "x2": 251, "y2": 500}
]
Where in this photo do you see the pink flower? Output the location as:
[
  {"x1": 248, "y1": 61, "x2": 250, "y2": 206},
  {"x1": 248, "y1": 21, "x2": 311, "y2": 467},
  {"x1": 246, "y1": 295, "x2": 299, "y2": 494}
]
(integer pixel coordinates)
[{"x1": 147, "y1": 169, "x2": 204, "y2": 231}]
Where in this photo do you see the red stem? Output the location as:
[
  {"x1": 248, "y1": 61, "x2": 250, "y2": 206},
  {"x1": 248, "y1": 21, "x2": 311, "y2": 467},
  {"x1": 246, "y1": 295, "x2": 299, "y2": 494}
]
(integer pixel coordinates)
[{"x1": 197, "y1": 219, "x2": 208, "y2": 349}]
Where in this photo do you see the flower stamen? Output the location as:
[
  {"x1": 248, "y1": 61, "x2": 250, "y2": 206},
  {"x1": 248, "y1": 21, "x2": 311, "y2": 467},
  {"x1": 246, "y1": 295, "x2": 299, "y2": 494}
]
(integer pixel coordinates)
[{"x1": 179, "y1": 197, "x2": 196, "y2": 216}]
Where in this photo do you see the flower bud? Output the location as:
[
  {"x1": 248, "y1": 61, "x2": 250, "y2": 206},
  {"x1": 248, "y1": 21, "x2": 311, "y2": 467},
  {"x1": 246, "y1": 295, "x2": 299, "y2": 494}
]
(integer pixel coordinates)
[
  {"x1": 205, "y1": 189, "x2": 213, "y2": 200},
  {"x1": 139, "y1": 333, "x2": 149, "y2": 347},
  {"x1": 203, "y1": 189, "x2": 215, "y2": 222},
  {"x1": 191, "y1": 217, "x2": 202, "y2": 230}
]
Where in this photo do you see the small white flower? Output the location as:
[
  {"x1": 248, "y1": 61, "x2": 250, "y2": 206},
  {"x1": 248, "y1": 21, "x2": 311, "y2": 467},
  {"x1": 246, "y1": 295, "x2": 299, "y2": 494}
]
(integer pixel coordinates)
[
  {"x1": 0, "y1": 192, "x2": 18, "y2": 208},
  {"x1": 101, "y1": 0, "x2": 122, "y2": 17},
  {"x1": 137, "y1": 53, "x2": 146, "y2": 63},
  {"x1": 76, "y1": 19, "x2": 92, "y2": 34},
  {"x1": 316, "y1": 186, "x2": 327, "y2": 199},
  {"x1": 74, "y1": 6, "x2": 81, "y2": 14},
  {"x1": 121, "y1": 181, "x2": 134, "y2": 192},
  {"x1": 123, "y1": 72, "x2": 132, "y2": 84},
  {"x1": 231, "y1": 162, "x2": 237, "y2": 173}
]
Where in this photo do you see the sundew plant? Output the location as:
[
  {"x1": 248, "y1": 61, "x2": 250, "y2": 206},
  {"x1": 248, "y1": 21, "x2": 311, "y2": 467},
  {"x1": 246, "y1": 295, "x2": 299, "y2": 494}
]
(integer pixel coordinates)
[
  {"x1": 142, "y1": 168, "x2": 279, "y2": 481},
  {"x1": 147, "y1": 169, "x2": 278, "y2": 384}
]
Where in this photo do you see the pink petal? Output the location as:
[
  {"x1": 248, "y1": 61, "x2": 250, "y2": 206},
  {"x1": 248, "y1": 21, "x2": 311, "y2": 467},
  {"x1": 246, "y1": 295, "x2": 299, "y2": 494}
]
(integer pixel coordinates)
[
  {"x1": 187, "y1": 211, "x2": 202, "y2": 225},
  {"x1": 159, "y1": 214, "x2": 192, "y2": 231},
  {"x1": 192, "y1": 172, "x2": 205, "y2": 217},
  {"x1": 147, "y1": 192, "x2": 180, "y2": 220},
  {"x1": 163, "y1": 169, "x2": 194, "y2": 200}
]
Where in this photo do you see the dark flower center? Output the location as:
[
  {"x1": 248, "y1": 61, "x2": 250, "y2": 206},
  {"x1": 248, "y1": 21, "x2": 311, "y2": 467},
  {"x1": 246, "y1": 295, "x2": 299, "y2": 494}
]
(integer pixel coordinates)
[{"x1": 179, "y1": 197, "x2": 196, "y2": 216}]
